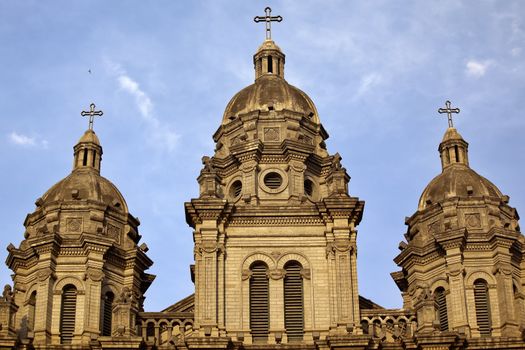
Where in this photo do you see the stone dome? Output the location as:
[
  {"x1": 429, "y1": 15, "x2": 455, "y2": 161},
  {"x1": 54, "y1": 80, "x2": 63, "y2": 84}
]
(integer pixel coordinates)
[
  {"x1": 418, "y1": 165, "x2": 503, "y2": 210},
  {"x1": 40, "y1": 168, "x2": 128, "y2": 212},
  {"x1": 222, "y1": 75, "x2": 319, "y2": 124}
]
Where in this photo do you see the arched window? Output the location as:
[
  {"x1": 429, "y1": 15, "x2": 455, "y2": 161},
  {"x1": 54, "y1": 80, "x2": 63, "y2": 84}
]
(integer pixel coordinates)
[
  {"x1": 434, "y1": 287, "x2": 448, "y2": 331},
  {"x1": 101, "y1": 291, "x2": 114, "y2": 336},
  {"x1": 60, "y1": 284, "x2": 77, "y2": 344},
  {"x1": 250, "y1": 262, "x2": 269, "y2": 342},
  {"x1": 474, "y1": 279, "x2": 491, "y2": 336},
  {"x1": 27, "y1": 291, "x2": 37, "y2": 331},
  {"x1": 284, "y1": 261, "x2": 304, "y2": 341}
]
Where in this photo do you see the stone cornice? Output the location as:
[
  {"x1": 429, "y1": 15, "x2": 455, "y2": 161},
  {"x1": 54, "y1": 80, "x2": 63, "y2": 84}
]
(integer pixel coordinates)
[
  {"x1": 184, "y1": 199, "x2": 230, "y2": 228},
  {"x1": 434, "y1": 227, "x2": 467, "y2": 250}
]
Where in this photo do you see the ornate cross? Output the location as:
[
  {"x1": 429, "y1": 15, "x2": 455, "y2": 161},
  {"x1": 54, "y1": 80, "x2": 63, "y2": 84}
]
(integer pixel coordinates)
[
  {"x1": 81, "y1": 103, "x2": 103, "y2": 130},
  {"x1": 438, "y1": 100, "x2": 460, "y2": 128},
  {"x1": 254, "y1": 7, "x2": 283, "y2": 40}
]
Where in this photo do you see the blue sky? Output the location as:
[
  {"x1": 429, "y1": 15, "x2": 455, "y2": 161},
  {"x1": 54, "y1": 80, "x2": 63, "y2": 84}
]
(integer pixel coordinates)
[{"x1": 1, "y1": 0, "x2": 524, "y2": 311}]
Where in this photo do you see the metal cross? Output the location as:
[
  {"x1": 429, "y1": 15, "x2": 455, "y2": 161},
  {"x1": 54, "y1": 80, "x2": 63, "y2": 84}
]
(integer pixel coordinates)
[
  {"x1": 438, "y1": 100, "x2": 460, "y2": 128},
  {"x1": 254, "y1": 7, "x2": 283, "y2": 40},
  {"x1": 81, "y1": 103, "x2": 103, "y2": 130}
]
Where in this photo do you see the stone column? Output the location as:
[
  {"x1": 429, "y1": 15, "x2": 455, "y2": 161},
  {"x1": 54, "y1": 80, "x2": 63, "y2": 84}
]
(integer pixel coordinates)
[
  {"x1": 493, "y1": 263, "x2": 520, "y2": 336},
  {"x1": 34, "y1": 267, "x2": 56, "y2": 345},
  {"x1": 268, "y1": 267, "x2": 285, "y2": 344}
]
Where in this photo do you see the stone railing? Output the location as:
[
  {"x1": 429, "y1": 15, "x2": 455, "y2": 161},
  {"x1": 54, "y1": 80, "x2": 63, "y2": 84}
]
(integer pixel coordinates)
[
  {"x1": 138, "y1": 312, "x2": 194, "y2": 346},
  {"x1": 360, "y1": 309, "x2": 416, "y2": 343}
]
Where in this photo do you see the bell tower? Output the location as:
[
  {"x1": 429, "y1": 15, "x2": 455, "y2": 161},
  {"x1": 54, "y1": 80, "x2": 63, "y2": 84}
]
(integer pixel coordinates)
[
  {"x1": 6, "y1": 104, "x2": 154, "y2": 347},
  {"x1": 185, "y1": 10, "x2": 364, "y2": 345},
  {"x1": 393, "y1": 101, "x2": 524, "y2": 340}
]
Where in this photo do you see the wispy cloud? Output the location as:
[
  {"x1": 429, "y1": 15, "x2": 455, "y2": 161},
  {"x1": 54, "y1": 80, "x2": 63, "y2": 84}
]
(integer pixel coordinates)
[
  {"x1": 8, "y1": 132, "x2": 48, "y2": 148},
  {"x1": 106, "y1": 60, "x2": 179, "y2": 152},
  {"x1": 117, "y1": 75, "x2": 154, "y2": 120},
  {"x1": 353, "y1": 72, "x2": 383, "y2": 101},
  {"x1": 466, "y1": 60, "x2": 492, "y2": 78}
]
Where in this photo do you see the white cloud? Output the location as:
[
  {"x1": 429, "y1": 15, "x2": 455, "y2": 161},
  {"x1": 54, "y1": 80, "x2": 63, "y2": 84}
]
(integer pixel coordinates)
[
  {"x1": 8, "y1": 132, "x2": 48, "y2": 148},
  {"x1": 105, "y1": 60, "x2": 180, "y2": 152},
  {"x1": 118, "y1": 75, "x2": 153, "y2": 120},
  {"x1": 354, "y1": 72, "x2": 383, "y2": 100},
  {"x1": 511, "y1": 47, "x2": 521, "y2": 57},
  {"x1": 9, "y1": 132, "x2": 35, "y2": 146},
  {"x1": 466, "y1": 60, "x2": 491, "y2": 78}
]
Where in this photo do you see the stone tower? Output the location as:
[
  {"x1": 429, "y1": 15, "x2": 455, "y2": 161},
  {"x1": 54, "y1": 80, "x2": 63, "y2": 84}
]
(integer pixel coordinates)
[
  {"x1": 393, "y1": 124, "x2": 525, "y2": 340},
  {"x1": 185, "y1": 37, "x2": 364, "y2": 345},
  {"x1": 6, "y1": 121, "x2": 154, "y2": 347}
]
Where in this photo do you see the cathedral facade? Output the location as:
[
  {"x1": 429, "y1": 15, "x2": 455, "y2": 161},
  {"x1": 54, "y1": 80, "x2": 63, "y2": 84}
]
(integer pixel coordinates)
[{"x1": 1, "y1": 17, "x2": 524, "y2": 350}]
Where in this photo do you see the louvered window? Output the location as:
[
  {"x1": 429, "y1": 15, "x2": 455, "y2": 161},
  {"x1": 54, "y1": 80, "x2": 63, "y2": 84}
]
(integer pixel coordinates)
[
  {"x1": 102, "y1": 292, "x2": 114, "y2": 336},
  {"x1": 284, "y1": 261, "x2": 304, "y2": 341},
  {"x1": 434, "y1": 287, "x2": 448, "y2": 331},
  {"x1": 27, "y1": 291, "x2": 36, "y2": 331},
  {"x1": 474, "y1": 279, "x2": 491, "y2": 336},
  {"x1": 250, "y1": 262, "x2": 269, "y2": 342},
  {"x1": 60, "y1": 285, "x2": 77, "y2": 344},
  {"x1": 263, "y1": 172, "x2": 282, "y2": 189}
]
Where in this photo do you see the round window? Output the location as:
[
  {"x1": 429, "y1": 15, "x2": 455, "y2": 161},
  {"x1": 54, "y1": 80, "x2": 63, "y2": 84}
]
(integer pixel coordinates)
[
  {"x1": 263, "y1": 172, "x2": 282, "y2": 189},
  {"x1": 229, "y1": 180, "x2": 242, "y2": 199}
]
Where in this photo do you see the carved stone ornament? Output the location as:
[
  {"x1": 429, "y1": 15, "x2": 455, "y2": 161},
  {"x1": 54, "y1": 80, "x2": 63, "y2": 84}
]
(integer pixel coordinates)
[
  {"x1": 297, "y1": 133, "x2": 313, "y2": 145},
  {"x1": 264, "y1": 127, "x2": 280, "y2": 142},
  {"x1": 199, "y1": 241, "x2": 224, "y2": 254},
  {"x1": 331, "y1": 153, "x2": 345, "y2": 172},
  {"x1": 300, "y1": 268, "x2": 311, "y2": 280},
  {"x1": 1, "y1": 285, "x2": 14, "y2": 303},
  {"x1": 116, "y1": 287, "x2": 133, "y2": 304},
  {"x1": 428, "y1": 221, "x2": 440, "y2": 235},
  {"x1": 241, "y1": 269, "x2": 253, "y2": 281},
  {"x1": 107, "y1": 223, "x2": 121, "y2": 244},
  {"x1": 201, "y1": 156, "x2": 215, "y2": 173},
  {"x1": 493, "y1": 264, "x2": 513, "y2": 276},
  {"x1": 414, "y1": 285, "x2": 432, "y2": 304},
  {"x1": 270, "y1": 251, "x2": 281, "y2": 260},
  {"x1": 268, "y1": 268, "x2": 285, "y2": 280},
  {"x1": 85, "y1": 268, "x2": 104, "y2": 282},
  {"x1": 66, "y1": 217, "x2": 82, "y2": 233},
  {"x1": 37, "y1": 268, "x2": 56, "y2": 282},
  {"x1": 466, "y1": 213, "x2": 481, "y2": 228}
]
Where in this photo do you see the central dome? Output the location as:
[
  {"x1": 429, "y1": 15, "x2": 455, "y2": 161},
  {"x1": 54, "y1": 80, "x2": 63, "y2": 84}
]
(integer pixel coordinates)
[{"x1": 222, "y1": 75, "x2": 319, "y2": 124}]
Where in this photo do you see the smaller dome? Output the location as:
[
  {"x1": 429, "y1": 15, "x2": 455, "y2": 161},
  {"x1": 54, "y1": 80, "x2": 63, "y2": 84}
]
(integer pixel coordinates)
[
  {"x1": 40, "y1": 169, "x2": 128, "y2": 212},
  {"x1": 418, "y1": 166, "x2": 502, "y2": 210},
  {"x1": 78, "y1": 129, "x2": 101, "y2": 145},
  {"x1": 222, "y1": 75, "x2": 319, "y2": 124},
  {"x1": 256, "y1": 39, "x2": 282, "y2": 53},
  {"x1": 441, "y1": 127, "x2": 463, "y2": 143}
]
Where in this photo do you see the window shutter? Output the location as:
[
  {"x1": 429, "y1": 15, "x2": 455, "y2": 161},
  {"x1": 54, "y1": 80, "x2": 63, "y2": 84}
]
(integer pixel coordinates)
[
  {"x1": 284, "y1": 262, "x2": 304, "y2": 341},
  {"x1": 434, "y1": 288, "x2": 448, "y2": 331},
  {"x1": 60, "y1": 285, "x2": 77, "y2": 344},
  {"x1": 474, "y1": 279, "x2": 491, "y2": 336},
  {"x1": 250, "y1": 263, "x2": 269, "y2": 342},
  {"x1": 102, "y1": 292, "x2": 114, "y2": 336}
]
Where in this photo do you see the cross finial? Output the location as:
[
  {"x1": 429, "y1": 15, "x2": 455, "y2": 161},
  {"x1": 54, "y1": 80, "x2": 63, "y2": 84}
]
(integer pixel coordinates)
[
  {"x1": 254, "y1": 7, "x2": 283, "y2": 40},
  {"x1": 81, "y1": 103, "x2": 103, "y2": 130},
  {"x1": 438, "y1": 100, "x2": 460, "y2": 128}
]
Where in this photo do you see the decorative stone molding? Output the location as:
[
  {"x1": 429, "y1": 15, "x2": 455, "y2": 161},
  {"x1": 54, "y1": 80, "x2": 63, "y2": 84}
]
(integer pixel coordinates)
[
  {"x1": 300, "y1": 268, "x2": 311, "y2": 280},
  {"x1": 241, "y1": 269, "x2": 252, "y2": 281},
  {"x1": 66, "y1": 217, "x2": 83, "y2": 233},
  {"x1": 268, "y1": 268, "x2": 285, "y2": 280},
  {"x1": 85, "y1": 268, "x2": 104, "y2": 282},
  {"x1": 37, "y1": 268, "x2": 56, "y2": 282}
]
